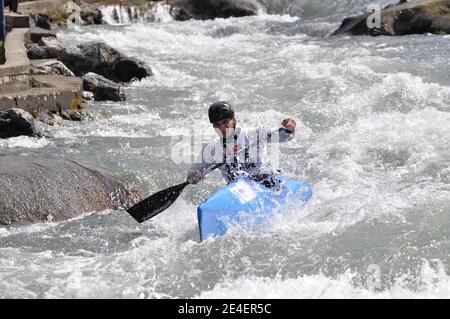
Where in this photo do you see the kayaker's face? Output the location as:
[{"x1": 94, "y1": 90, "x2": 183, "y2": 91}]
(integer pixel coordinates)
[{"x1": 213, "y1": 118, "x2": 236, "y2": 138}]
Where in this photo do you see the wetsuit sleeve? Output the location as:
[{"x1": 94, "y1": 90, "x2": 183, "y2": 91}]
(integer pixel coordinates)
[
  {"x1": 273, "y1": 127, "x2": 295, "y2": 143},
  {"x1": 256, "y1": 127, "x2": 295, "y2": 144}
]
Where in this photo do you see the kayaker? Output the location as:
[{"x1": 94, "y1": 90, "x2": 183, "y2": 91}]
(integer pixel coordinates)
[{"x1": 187, "y1": 101, "x2": 296, "y2": 188}]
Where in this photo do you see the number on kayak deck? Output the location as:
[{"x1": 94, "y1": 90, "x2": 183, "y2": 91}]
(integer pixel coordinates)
[{"x1": 229, "y1": 181, "x2": 257, "y2": 204}]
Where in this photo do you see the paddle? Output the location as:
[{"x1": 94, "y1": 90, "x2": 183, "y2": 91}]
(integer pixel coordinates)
[{"x1": 127, "y1": 162, "x2": 223, "y2": 223}]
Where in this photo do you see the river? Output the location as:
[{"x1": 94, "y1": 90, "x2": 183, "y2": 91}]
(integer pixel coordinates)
[{"x1": 1, "y1": 0, "x2": 450, "y2": 298}]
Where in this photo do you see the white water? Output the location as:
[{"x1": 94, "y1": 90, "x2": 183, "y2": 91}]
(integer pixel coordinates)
[{"x1": 1, "y1": 0, "x2": 450, "y2": 298}]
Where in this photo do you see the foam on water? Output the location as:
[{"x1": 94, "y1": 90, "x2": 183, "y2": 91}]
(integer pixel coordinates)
[
  {"x1": 198, "y1": 260, "x2": 450, "y2": 298},
  {"x1": 0, "y1": 136, "x2": 51, "y2": 149}
]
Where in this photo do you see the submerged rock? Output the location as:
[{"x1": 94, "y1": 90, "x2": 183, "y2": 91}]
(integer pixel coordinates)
[
  {"x1": 332, "y1": 0, "x2": 450, "y2": 36},
  {"x1": 0, "y1": 156, "x2": 141, "y2": 225},
  {"x1": 82, "y1": 72, "x2": 126, "y2": 101},
  {"x1": 170, "y1": 0, "x2": 260, "y2": 21},
  {"x1": 0, "y1": 108, "x2": 43, "y2": 139}
]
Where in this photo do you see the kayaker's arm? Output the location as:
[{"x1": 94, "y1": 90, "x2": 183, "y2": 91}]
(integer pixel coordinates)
[
  {"x1": 187, "y1": 147, "x2": 212, "y2": 184},
  {"x1": 265, "y1": 118, "x2": 297, "y2": 143}
]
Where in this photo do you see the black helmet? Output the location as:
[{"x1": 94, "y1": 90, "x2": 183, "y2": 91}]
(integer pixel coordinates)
[{"x1": 208, "y1": 101, "x2": 235, "y2": 123}]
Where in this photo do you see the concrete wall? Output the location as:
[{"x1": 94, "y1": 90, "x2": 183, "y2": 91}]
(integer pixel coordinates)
[
  {"x1": 5, "y1": 12, "x2": 30, "y2": 32},
  {"x1": 18, "y1": 0, "x2": 71, "y2": 15},
  {"x1": 0, "y1": 28, "x2": 30, "y2": 93}
]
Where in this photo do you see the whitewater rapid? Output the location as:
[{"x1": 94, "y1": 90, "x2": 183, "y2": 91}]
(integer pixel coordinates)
[{"x1": 1, "y1": 0, "x2": 449, "y2": 298}]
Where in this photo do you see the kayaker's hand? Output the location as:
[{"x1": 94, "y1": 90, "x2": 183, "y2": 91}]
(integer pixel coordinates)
[
  {"x1": 282, "y1": 118, "x2": 296, "y2": 133},
  {"x1": 187, "y1": 171, "x2": 205, "y2": 185}
]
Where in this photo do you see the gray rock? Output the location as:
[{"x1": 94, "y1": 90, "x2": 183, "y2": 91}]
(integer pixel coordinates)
[
  {"x1": 82, "y1": 72, "x2": 126, "y2": 101},
  {"x1": 31, "y1": 60, "x2": 75, "y2": 77},
  {"x1": 38, "y1": 37, "x2": 65, "y2": 57},
  {"x1": 115, "y1": 57, "x2": 154, "y2": 82},
  {"x1": 82, "y1": 91, "x2": 95, "y2": 101},
  {"x1": 29, "y1": 27, "x2": 57, "y2": 43},
  {"x1": 80, "y1": 5, "x2": 103, "y2": 25},
  {"x1": 29, "y1": 13, "x2": 53, "y2": 30},
  {"x1": 0, "y1": 108, "x2": 43, "y2": 139},
  {"x1": 332, "y1": 0, "x2": 450, "y2": 36},
  {"x1": 77, "y1": 42, "x2": 121, "y2": 80},
  {"x1": 32, "y1": 111, "x2": 63, "y2": 128},
  {"x1": 27, "y1": 34, "x2": 63, "y2": 60},
  {"x1": 27, "y1": 43, "x2": 56, "y2": 59},
  {"x1": 170, "y1": 0, "x2": 260, "y2": 21},
  {"x1": 58, "y1": 42, "x2": 153, "y2": 83},
  {"x1": 68, "y1": 110, "x2": 83, "y2": 121},
  {"x1": 60, "y1": 109, "x2": 84, "y2": 121},
  {"x1": 0, "y1": 156, "x2": 141, "y2": 225},
  {"x1": 57, "y1": 45, "x2": 90, "y2": 74}
]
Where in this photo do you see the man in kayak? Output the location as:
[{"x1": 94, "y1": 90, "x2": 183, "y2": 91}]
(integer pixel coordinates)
[{"x1": 187, "y1": 101, "x2": 296, "y2": 188}]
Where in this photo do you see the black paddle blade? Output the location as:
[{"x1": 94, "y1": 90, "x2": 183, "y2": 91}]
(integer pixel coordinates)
[{"x1": 127, "y1": 182, "x2": 189, "y2": 223}]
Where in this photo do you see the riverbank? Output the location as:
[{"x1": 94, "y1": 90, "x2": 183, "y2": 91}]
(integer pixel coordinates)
[{"x1": 1, "y1": 0, "x2": 155, "y2": 139}]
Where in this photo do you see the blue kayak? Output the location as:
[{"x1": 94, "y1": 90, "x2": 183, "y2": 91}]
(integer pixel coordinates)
[{"x1": 197, "y1": 175, "x2": 313, "y2": 241}]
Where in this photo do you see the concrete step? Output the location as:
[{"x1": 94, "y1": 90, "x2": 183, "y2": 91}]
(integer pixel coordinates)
[
  {"x1": 0, "y1": 75, "x2": 83, "y2": 113},
  {"x1": 0, "y1": 29, "x2": 30, "y2": 93},
  {"x1": 5, "y1": 13, "x2": 30, "y2": 32},
  {"x1": 18, "y1": 0, "x2": 71, "y2": 15}
]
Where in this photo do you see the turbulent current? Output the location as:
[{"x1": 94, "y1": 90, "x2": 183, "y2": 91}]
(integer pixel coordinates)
[{"x1": 1, "y1": 0, "x2": 450, "y2": 298}]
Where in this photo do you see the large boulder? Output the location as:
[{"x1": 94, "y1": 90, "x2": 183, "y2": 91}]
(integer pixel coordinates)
[
  {"x1": 0, "y1": 109, "x2": 43, "y2": 139},
  {"x1": 332, "y1": 0, "x2": 450, "y2": 36},
  {"x1": 57, "y1": 42, "x2": 153, "y2": 83},
  {"x1": 0, "y1": 156, "x2": 141, "y2": 225},
  {"x1": 57, "y1": 45, "x2": 93, "y2": 75},
  {"x1": 82, "y1": 72, "x2": 126, "y2": 101},
  {"x1": 170, "y1": 0, "x2": 260, "y2": 21}
]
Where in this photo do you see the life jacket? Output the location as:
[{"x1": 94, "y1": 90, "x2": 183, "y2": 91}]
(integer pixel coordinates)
[{"x1": 217, "y1": 128, "x2": 275, "y2": 184}]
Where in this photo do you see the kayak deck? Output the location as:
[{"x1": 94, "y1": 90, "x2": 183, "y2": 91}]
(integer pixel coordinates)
[{"x1": 197, "y1": 176, "x2": 313, "y2": 241}]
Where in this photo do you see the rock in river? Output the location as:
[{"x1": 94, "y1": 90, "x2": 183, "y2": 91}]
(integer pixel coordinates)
[
  {"x1": 332, "y1": 0, "x2": 450, "y2": 36},
  {"x1": 0, "y1": 156, "x2": 141, "y2": 225},
  {"x1": 0, "y1": 108, "x2": 43, "y2": 139},
  {"x1": 170, "y1": 0, "x2": 260, "y2": 21},
  {"x1": 58, "y1": 42, "x2": 153, "y2": 83}
]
